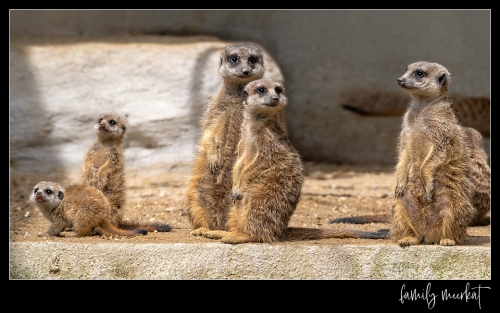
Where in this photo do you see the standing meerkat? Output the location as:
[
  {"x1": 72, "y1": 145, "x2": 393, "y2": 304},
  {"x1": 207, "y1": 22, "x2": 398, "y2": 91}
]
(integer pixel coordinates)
[
  {"x1": 82, "y1": 112, "x2": 127, "y2": 226},
  {"x1": 202, "y1": 78, "x2": 387, "y2": 244},
  {"x1": 30, "y1": 181, "x2": 171, "y2": 237},
  {"x1": 389, "y1": 61, "x2": 476, "y2": 247},
  {"x1": 185, "y1": 44, "x2": 266, "y2": 236}
]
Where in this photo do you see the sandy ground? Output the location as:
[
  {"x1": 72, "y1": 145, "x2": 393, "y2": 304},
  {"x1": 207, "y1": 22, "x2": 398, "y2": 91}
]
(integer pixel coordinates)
[{"x1": 9, "y1": 162, "x2": 490, "y2": 247}]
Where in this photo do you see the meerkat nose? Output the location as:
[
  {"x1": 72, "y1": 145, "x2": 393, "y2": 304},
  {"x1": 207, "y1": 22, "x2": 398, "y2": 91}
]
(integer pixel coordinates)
[
  {"x1": 242, "y1": 69, "x2": 249, "y2": 76},
  {"x1": 397, "y1": 78, "x2": 404, "y2": 85}
]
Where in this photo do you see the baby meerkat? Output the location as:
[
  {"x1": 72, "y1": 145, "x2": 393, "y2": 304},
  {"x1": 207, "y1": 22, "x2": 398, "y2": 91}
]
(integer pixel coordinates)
[
  {"x1": 202, "y1": 78, "x2": 387, "y2": 244},
  {"x1": 185, "y1": 44, "x2": 266, "y2": 236},
  {"x1": 30, "y1": 181, "x2": 171, "y2": 237},
  {"x1": 390, "y1": 61, "x2": 476, "y2": 247}
]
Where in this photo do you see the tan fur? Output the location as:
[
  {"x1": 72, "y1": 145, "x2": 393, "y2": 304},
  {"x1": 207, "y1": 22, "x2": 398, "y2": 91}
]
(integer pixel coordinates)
[
  {"x1": 201, "y1": 78, "x2": 387, "y2": 244},
  {"x1": 82, "y1": 112, "x2": 127, "y2": 226},
  {"x1": 29, "y1": 181, "x2": 159, "y2": 237},
  {"x1": 463, "y1": 126, "x2": 490, "y2": 226},
  {"x1": 185, "y1": 44, "x2": 266, "y2": 235},
  {"x1": 390, "y1": 61, "x2": 476, "y2": 246},
  {"x1": 330, "y1": 126, "x2": 490, "y2": 227}
]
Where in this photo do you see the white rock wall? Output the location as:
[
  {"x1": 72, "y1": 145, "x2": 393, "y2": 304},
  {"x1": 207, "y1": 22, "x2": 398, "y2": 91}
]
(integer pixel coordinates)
[{"x1": 10, "y1": 35, "x2": 284, "y2": 179}]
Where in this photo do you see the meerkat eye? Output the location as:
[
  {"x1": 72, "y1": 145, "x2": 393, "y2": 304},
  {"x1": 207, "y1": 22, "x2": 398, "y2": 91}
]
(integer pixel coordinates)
[
  {"x1": 275, "y1": 87, "x2": 283, "y2": 94},
  {"x1": 248, "y1": 56, "x2": 258, "y2": 64},
  {"x1": 34, "y1": 187, "x2": 39, "y2": 193},
  {"x1": 45, "y1": 189, "x2": 52, "y2": 195},
  {"x1": 110, "y1": 119, "x2": 116, "y2": 125},
  {"x1": 414, "y1": 70, "x2": 425, "y2": 78},
  {"x1": 257, "y1": 87, "x2": 267, "y2": 94},
  {"x1": 229, "y1": 55, "x2": 239, "y2": 63},
  {"x1": 98, "y1": 118, "x2": 103, "y2": 123}
]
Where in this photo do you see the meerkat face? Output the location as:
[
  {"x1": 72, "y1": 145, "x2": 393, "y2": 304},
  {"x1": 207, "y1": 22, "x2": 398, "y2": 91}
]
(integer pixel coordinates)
[
  {"x1": 397, "y1": 61, "x2": 450, "y2": 98},
  {"x1": 219, "y1": 44, "x2": 265, "y2": 82},
  {"x1": 243, "y1": 78, "x2": 287, "y2": 117},
  {"x1": 30, "y1": 181, "x2": 64, "y2": 209},
  {"x1": 93, "y1": 112, "x2": 128, "y2": 140}
]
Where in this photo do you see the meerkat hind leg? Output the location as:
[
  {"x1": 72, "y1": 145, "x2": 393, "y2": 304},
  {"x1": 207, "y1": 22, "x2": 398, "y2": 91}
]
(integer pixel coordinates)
[
  {"x1": 190, "y1": 227, "x2": 210, "y2": 236},
  {"x1": 439, "y1": 238, "x2": 456, "y2": 246},
  {"x1": 203, "y1": 230, "x2": 252, "y2": 244},
  {"x1": 221, "y1": 233, "x2": 252, "y2": 244},
  {"x1": 397, "y1": 236, "x2": 421, "y2": 247}
]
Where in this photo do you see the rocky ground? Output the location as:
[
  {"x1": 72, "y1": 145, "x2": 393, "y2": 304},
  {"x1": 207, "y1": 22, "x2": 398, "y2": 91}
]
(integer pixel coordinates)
[{"x1": 9, "y1": 162, "x2": 490, "y2": 247}]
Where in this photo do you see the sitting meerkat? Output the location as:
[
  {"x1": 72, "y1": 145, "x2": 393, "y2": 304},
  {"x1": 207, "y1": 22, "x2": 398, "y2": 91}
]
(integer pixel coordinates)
[
  {"x1": 30, "y1": 181, "x2": 171, "y2": 238},
  {"x1": 82, "y1": 112, "x2": 128, "y2": 226},
  {"x1": 390, "y1": 61, "x2": 477, "y2": 247},
  {"x1": 329, "y1": 127, "x2": 490, "y2": 227},
  {"x1": 202, "y1": 78, "x2": 387, "y2": 244}
]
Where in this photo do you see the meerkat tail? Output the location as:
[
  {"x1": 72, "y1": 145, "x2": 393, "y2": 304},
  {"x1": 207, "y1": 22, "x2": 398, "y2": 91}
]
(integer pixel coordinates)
[
  {"x1": 341, "y1": 104, "x2": 406, "y2": 116},
  {"x1": 94, "y1": 222, "x2": 148, "y2": 237},
  {"x1": 119, "y1": 220, "x2": 172, "y2": 232},
  {"x1": 329, "y1": 214, "x2": 390, "y2": 224},
  {"x1": 286, "y1": 227, "x2": 389, "y2": 240}
]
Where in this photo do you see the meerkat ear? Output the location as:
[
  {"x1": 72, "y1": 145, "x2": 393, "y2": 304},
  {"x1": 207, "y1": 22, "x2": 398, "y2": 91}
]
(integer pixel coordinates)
[
  {"x1": 58, "y1": 191, "x2": 64, "y2": 200},
  {"x1": 437, "y1": 73, "x2": 447, "y2": 87}
]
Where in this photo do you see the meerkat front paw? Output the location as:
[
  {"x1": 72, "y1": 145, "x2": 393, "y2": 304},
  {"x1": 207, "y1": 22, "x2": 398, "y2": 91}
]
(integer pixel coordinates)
[
  {"x1": 207, "y1": 157, "x2": 218, "y2": 172},
  {"x1": 231, "y1": 189, "x2": 243, "y2": 203},
  {"x1": 395, "y1": 175, "x2": 407, "y2": 197},
  {"x1": 424, "y1": 182, "x2": 434, "y2": 201}
]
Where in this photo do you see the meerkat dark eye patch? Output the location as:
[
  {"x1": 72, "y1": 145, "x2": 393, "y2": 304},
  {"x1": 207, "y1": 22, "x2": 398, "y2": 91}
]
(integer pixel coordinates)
[
  {"x1": 98, "y1": 118, "x2": 103, "y2": 123},
  {"x1": 228, "y1": 55, "x2": 240, "y2": 63},
  {"x1": 414, "y1": 70, "x2": 425, "y2": 78},
  {"x1": 110, "y1": 119, "x2": 116, "y2": 125},
  {"x1": 45, "y1": 189, "x2": 52, "y2": 195},
  {"x1": 34, "y1": 187, "x2": 39, "y2": 193},
  {"x1": 437, "y1": 73, "x2": 447, "y2": 87},
  {"x1": 248, "y1": 55, "x2": 259, "y2": 64},
  {"x1": 257, "y1": 87, "x2": 267, "y2": 94},
  {"x1": 275, "y1": 87, "x2": 283, "y2": 94}
]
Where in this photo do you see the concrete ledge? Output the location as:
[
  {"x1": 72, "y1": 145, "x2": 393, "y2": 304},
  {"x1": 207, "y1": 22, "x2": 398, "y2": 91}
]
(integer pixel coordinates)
[{"x1": 9, "y1": 242, "x2": 491, "y2": 280}]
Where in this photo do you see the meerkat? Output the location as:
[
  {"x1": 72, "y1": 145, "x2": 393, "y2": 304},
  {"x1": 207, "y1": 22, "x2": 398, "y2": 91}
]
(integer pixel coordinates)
[
  {"x1": 330, "y1": 117, "x2": 490, "y2": 228},
  {"x1": 82, "y1": 112, "x2": 127, "y2": 226},
  {"x1": 30, "y1": 181, "x2": 171, "y2": 237},
  {"x1": 185, "y1": 44, "x2": 266, "y2": 236},
  {"x1": 201, "y1": 78, "x2": 388, "y2": 244},
  {"x1": 463, "y1": 126, "x2": 490, "y2": 226},
  {"x1": 388, "y1": 61, "x2": 477, "y2": 247}
]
